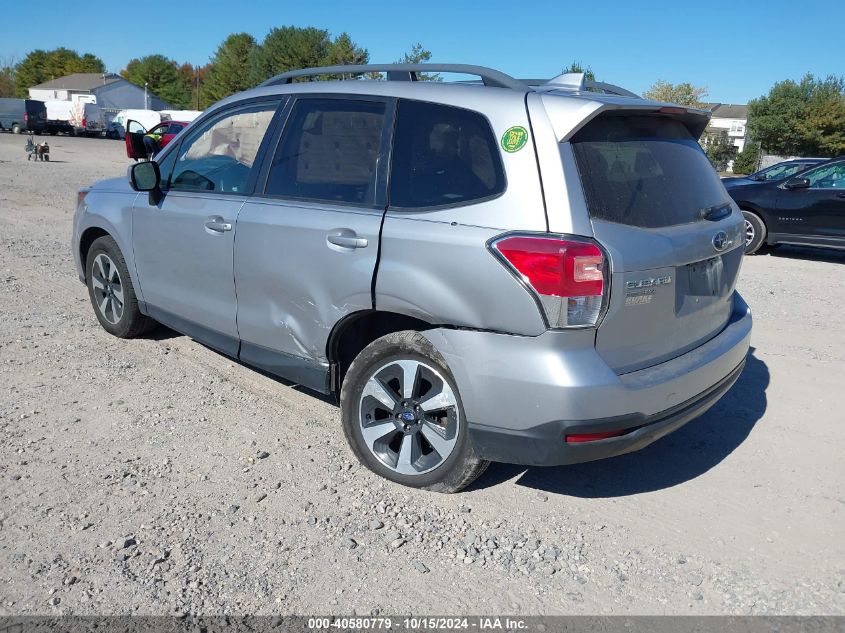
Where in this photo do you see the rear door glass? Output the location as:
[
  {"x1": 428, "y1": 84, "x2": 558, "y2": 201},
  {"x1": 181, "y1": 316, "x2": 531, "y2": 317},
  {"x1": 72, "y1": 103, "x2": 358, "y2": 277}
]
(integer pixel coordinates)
[
  {"x1": 389, "y1": 100, "x2": 505, "y2": 209},
  {"x1": 264, "y1": 98, "x2": 386, "y2": 206},
  {"x1": 571, "y1": 115, "x2": 729, "y2": 228}
]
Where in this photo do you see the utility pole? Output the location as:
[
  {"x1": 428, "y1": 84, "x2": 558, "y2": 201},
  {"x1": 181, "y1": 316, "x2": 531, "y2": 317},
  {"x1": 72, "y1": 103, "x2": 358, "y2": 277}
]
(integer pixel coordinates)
[{"x1": 144, "y1": 82, "x2": 148, "y2": 109}]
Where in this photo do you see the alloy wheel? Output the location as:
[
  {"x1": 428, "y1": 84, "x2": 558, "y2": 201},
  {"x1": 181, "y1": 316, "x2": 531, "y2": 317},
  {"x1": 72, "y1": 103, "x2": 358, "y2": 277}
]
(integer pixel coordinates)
[
  {"x1": 91, "y1": 253, "x2": 125, "y2": 325},
  {"x1": 358, "y1": 359, "x2": 460, "y2": 476},
  {"x1": 744, "y1": 218, "x2": 755, "y2": 245}
]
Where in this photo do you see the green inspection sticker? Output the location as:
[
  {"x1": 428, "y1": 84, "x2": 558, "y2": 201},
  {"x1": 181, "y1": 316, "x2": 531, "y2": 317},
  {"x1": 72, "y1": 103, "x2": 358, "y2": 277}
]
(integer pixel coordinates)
[{"x1": 501, "y1": 126, "x2": 528, "y2": 152}]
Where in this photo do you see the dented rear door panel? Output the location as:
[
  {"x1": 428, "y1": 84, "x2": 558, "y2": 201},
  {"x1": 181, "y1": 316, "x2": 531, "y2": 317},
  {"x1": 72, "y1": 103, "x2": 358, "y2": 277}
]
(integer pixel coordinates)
[{"x1": 233, "y1": 198, "x2": 382, "y2": 365}]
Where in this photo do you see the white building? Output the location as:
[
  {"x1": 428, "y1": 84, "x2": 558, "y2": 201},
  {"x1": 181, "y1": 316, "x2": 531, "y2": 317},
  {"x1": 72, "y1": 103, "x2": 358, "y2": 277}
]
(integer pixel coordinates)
[
  {"x1": 28, "y1": 73, "x2": 170, "y2": 112},
  {"x1": 705, "y1": 103, "x2": 749, "y2": 153}
]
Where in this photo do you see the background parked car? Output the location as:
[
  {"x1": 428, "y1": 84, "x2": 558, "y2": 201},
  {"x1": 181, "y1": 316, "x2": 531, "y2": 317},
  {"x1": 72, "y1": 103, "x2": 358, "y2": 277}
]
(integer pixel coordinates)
[
  {"x1": 124, "y1": 119, "x2": 188, "y2": 159},
  {"x1": 722, "y1": 158, "x2": 826, "y2": 186},
  {"x1": 727, "y1": 157, "x2": 845, "y2": 253},
  {"x1": 0, "y1": 98, "x2": 47, "y2": 134},
  {"x1": 107, "y1": 109, "x2": 163, "y2": 139}
]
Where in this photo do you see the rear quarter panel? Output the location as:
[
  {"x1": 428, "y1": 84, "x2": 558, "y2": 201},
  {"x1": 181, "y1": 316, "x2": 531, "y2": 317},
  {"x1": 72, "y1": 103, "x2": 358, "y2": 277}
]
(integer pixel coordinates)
[{"x1": 375, "y1": 90, "x2": 549, "y2": 335}]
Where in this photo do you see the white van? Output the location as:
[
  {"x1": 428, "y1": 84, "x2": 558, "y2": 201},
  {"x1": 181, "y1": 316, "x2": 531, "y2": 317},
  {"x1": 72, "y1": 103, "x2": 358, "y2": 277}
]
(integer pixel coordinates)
[
  {"x1": 46, "y1": 101, "x2": 104, "y2": 136},
  {"x1": 159, "y1": 109, "x2": 203, "y2": 123},
  {"x1": 108, "y1": 109, "x2": 161, "y2": 139}
]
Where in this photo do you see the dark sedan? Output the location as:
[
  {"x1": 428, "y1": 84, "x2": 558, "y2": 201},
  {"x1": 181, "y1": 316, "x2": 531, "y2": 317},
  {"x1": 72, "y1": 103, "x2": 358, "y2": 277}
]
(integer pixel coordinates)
[
  {"x1": 725, "y1": 157, "x2": 845, "y2": 254},
  {"x1": 722, "y1": 158, "x2": 826, "y2": 187}
]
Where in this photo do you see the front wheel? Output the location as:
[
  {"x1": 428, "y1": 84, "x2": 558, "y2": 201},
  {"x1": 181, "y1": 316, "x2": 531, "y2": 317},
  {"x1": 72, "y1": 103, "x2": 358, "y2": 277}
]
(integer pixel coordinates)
[
  {"x1": 340, "y1": 331, "x2": 488, "y2": 493},
  {"x1": 85, "y1": 236, "x2": 156, "y2": 338},
  {"x1": 742, "y1": 210, "x2": 767, "y2": 255}
]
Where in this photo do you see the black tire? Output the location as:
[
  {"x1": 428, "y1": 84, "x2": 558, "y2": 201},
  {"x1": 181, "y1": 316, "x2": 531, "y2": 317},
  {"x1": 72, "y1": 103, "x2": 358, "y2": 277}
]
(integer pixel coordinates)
[
  {"x1": 742, "y1": 210, "x2": 767, "y2": 255},
  {"x1": 340, "y1": 331, "x2": 489, "y2": 493},
  {"x1": 11, "y1": 123, "x2": 21, "y2": 134},
  {"x1": 85, "y1": 235, "x2": 156, "y2": 338}
]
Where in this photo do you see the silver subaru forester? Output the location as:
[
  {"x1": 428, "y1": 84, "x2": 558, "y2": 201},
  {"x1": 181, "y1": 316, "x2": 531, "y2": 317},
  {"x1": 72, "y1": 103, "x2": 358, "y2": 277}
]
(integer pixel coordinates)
[{"x1": 72, "y1": 64, "x2": 752, "y2": 492}]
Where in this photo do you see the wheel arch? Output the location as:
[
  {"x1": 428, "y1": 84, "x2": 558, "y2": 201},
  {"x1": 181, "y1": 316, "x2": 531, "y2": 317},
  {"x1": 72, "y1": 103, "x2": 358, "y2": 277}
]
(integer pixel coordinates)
[
  {"x1": 77, "y1": 220, "x2": 145, "y2": 305},
  {"x1": 737, "y1": 203, "x2": 772, "y2": 247},
  {"x1": 79, "y1": 226, "x2": 111, "y2": 278},
  {"x1": 737, "y1": 202, "x2": 768, "y2": 227},
  {"x1": 327, "y1": 310, "x2": 436, "y2": 395}
]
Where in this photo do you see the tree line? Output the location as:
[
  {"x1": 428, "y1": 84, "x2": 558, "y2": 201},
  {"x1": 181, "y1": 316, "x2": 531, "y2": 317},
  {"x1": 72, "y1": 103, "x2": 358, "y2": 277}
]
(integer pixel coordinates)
[
  {"x1": 2, "y1": 41, "x2": 843, "y2": 166},
  {"x1": 638, "y1": 74, "x2": 845, "y2": 171},
  {"x1": 0, "y1": 28, "x2": 430, "y2": 110}
]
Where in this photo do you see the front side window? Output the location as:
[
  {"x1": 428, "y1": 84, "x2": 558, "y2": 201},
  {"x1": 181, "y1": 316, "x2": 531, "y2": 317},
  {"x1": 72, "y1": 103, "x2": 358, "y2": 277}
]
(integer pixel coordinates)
[
  {"x1": 265, "y1": 98, "x2": 386, "y2": 206},
  {"x1": 170, "y1": 101, "x2": 279, "y2": 194},
  {"x1": 389, "y1": 100, "x2": 505, "y2": 209},
  {"x1": 804, "y1": 163, "x2": 845, "y2": 189}
]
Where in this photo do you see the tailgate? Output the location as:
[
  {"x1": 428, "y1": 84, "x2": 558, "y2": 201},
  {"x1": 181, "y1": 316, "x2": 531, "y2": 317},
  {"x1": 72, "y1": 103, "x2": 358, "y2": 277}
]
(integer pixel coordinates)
[{"x1": 568, "y1": 111, "x2": 745, "y2": 373}]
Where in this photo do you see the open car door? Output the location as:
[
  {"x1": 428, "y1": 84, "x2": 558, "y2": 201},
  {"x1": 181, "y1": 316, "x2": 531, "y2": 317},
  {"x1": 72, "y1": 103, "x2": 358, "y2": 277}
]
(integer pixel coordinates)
[{"x1": 125, "y1": 119, "x2": 147, "y2": 160}]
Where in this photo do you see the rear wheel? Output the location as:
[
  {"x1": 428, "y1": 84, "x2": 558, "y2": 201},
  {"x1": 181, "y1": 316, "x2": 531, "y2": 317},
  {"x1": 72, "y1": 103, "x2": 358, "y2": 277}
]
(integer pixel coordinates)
[
  {"x1": 340, "y1": 331, "x2": 488, "y2": 493},
  {"x1": 85, "y1": 236, "x2": 156, "y2": 338},
  {"x1": 11, "y1": 123, "x2": 21, "y2": 134},
  {"x1": 742, "y1": 210, "x2": 767, "y2": 255}
]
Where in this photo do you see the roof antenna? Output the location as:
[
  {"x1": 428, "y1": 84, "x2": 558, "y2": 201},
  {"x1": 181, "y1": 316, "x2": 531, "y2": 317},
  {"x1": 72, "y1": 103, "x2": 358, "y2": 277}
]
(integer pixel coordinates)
[{"x1": 545, "y1": 72, "x2": 586, "y2": 91}]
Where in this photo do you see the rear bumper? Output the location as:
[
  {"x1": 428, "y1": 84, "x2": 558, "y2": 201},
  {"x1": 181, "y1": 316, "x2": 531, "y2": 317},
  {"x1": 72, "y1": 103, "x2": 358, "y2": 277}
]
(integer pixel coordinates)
[
  {"x1": 469, "y1": 358, "x2": 743, "y2": 466},
  {"x1": 422, "y1": 292, "x2": 752, "y2": 467}
]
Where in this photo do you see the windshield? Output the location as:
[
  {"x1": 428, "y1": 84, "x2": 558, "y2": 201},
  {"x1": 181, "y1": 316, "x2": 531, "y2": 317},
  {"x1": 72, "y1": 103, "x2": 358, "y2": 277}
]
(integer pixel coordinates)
[
  {"x1": 752, "y1": 163, "x2": 810, "y2": 181},
  {"x1": 571, "y1": 114, "x2": 729, "y2": 228}
]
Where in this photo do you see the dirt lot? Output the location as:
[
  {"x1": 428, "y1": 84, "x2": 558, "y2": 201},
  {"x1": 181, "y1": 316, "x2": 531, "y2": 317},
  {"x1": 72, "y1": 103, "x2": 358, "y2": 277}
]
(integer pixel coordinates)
[{"x1": 0, "y1": 133, "x2": 843, "y2": 616}]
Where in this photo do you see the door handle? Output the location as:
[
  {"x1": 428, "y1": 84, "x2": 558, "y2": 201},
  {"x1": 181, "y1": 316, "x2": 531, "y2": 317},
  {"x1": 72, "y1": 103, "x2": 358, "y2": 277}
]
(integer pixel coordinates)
[
  {"x1": 204, "y1": 216, "x2": 232, "y2": 233},
  {"x1": 327, "y1": 232, "x2": 368, "y2": 249}
]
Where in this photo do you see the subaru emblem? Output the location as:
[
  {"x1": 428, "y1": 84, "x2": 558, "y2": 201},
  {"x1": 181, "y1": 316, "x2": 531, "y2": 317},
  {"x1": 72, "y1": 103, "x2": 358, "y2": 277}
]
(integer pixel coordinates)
[
  {"x1": 712, "y1": 231, "x2": 728, "y2": 252},
  {"x1": 401, "y1": 411, "x2": 415, "y2": 422}
]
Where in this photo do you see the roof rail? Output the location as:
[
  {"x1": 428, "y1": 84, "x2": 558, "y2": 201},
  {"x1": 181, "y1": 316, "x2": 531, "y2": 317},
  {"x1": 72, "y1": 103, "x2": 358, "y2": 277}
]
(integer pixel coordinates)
[{"x1": 259, "y1": 64, "x2": 528, "y2": 91}]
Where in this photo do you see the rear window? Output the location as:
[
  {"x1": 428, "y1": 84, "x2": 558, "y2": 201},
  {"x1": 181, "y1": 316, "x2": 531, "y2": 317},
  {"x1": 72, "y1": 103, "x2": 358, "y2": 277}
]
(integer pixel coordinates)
[
  {"x1": 571, "y1": 115, "x2": 728, "y2": 228},
  {"x1": 389, "y1": 100, "x2": 505, "y2": 209}
]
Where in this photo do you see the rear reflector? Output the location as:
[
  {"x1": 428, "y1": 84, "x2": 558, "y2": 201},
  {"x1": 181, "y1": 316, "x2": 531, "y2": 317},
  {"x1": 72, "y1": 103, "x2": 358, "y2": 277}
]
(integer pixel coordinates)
[
  {"x1": 491, "y1": 235, "x2": 606, "y2": 328},
  {"x1": 565, "y1": 429, "x2": 628, "y2": 443}
]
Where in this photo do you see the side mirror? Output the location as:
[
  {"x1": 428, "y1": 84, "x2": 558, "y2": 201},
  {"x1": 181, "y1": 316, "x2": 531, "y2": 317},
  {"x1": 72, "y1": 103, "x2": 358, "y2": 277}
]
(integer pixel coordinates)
[
  {"x1": 783, "y1": 177, "x2": 810, "y2": 190},
  {"x1": 128, "y1": 161, "x2": 163, "y2": 204}
]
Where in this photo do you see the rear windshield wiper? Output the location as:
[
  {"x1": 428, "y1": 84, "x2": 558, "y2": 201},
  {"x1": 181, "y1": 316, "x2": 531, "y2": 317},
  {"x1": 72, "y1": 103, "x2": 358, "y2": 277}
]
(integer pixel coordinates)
[{"x1": 699, "y1": 203, "x2": 732, "y2": 221}]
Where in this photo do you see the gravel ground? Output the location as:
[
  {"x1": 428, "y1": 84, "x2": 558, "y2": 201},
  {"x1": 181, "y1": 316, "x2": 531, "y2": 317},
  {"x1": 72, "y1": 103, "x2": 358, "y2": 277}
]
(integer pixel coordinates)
[{"x1": 0, "y1": 133, "x2": 843, "y2": 616}]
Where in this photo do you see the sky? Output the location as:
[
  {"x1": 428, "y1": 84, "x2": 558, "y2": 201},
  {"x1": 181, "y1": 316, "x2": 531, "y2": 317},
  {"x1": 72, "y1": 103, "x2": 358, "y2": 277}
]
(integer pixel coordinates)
[{"x1": 1, "y1": 0, "x2": 842, "y2": 104}]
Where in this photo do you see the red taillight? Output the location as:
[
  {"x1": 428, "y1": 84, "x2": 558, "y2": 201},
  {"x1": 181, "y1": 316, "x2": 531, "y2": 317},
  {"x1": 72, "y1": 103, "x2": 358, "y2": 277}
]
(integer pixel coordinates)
[
  {"x1": 82, "y1": 117, "x2": 87, "y2": 128},
  {"x1": 24, "y1": 113, "x2": 28, "y2": 123},
  {"x1": 491, "y1": 235, "x2": 606, "y2": 328},
  {"x1": 565, "y1": 429, "x2": 627, "y2": 443}
]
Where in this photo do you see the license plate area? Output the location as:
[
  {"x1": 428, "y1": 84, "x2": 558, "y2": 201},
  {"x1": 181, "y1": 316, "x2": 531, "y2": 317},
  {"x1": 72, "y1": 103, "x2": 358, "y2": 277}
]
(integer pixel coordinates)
[{"x1": 686, "y1": 256, "x2": 724, "y2": 297}]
